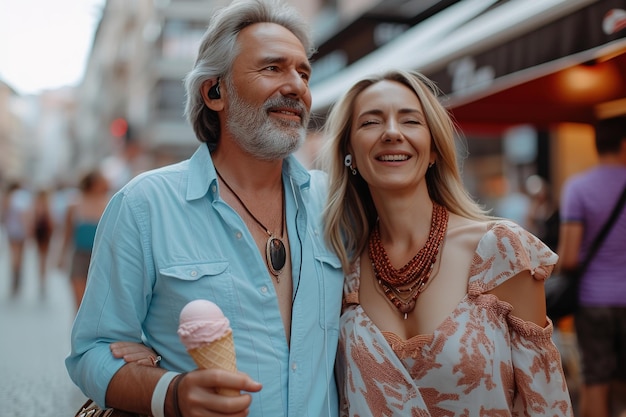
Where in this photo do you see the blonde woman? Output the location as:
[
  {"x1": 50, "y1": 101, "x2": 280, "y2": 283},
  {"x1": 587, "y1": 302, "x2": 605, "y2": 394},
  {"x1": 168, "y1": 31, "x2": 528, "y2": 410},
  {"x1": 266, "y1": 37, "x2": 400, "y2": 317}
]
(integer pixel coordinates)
[{"x1": 321, "y1": 69, "x2": 573, "y2": 416}]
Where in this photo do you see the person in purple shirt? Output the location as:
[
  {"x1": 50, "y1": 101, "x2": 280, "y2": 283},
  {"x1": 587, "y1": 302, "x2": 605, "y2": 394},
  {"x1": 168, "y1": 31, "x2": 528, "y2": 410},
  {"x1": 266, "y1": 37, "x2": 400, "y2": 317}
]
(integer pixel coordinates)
[{"x1": 558, "y1": 115, "x2": 626, "y2": 417}]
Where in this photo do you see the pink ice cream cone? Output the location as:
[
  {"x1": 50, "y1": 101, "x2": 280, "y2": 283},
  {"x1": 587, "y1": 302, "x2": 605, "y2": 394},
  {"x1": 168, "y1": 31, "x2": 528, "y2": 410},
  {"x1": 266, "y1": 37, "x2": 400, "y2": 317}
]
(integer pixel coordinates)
[{"x1": 178, "y1": 300, "x2": 239, "y2": 396}]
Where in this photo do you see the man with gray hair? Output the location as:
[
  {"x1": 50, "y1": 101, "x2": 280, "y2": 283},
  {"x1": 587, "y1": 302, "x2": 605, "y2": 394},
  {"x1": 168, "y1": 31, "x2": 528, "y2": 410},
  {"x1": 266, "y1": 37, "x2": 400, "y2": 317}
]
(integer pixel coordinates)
[{"x1": 66, "y1": 1, "x2": 343, "y2": 416}]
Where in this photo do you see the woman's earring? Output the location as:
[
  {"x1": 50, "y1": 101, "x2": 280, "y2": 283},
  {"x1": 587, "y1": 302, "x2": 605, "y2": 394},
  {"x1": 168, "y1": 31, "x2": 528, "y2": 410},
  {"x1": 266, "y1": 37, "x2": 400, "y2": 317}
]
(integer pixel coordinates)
[
  {"x1": 428, "y1": 162, "x2": 435, "y2": 169},
  {"x1": 344, "y1": 154, "x2": 357, "y2": 176}
]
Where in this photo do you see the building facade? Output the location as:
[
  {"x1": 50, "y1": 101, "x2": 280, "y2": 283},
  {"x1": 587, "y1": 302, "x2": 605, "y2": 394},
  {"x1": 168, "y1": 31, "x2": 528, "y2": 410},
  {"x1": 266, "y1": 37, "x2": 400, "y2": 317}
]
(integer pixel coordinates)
[{"x1": 74, "y1": 0, "x2": 626, "y2": 212}]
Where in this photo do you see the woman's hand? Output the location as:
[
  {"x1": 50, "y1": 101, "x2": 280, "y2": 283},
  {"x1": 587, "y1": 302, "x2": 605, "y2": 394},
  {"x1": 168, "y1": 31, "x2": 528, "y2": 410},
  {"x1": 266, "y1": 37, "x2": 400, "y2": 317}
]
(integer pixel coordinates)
[{"x1": 110, "y1": 341, "x2": 160, "y2": 367}]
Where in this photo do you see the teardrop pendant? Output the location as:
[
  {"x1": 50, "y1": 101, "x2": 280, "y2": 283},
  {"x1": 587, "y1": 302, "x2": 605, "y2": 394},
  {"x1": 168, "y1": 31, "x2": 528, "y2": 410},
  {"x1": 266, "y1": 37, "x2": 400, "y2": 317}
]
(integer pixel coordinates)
[{"x1": 266, "y1": 236, "x2": 286, "y2": 278}]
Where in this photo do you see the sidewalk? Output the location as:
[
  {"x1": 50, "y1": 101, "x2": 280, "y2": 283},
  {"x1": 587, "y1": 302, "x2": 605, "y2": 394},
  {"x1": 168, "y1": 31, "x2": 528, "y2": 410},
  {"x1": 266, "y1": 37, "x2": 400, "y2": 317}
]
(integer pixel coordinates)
[{"x1": 0, "y1": 237, "x2": 87, "y2": 417}]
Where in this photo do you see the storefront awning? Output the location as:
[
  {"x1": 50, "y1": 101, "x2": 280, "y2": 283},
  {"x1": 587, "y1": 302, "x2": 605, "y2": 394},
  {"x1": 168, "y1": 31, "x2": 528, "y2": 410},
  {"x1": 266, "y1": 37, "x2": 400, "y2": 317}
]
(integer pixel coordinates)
[
  {"x1": 310, "y1": 0, "x2": 626, "y2": 129},
  {"x1": 311, "y1": 0, "x2": 501, "y2": 112}
]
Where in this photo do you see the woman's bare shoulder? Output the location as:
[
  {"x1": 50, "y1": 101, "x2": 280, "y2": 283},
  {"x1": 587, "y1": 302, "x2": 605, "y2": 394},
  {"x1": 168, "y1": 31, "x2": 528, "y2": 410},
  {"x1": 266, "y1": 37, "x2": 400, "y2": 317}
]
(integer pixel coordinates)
[{"x1": 446, "y1": 214, "x2": 490, "y2": 250}]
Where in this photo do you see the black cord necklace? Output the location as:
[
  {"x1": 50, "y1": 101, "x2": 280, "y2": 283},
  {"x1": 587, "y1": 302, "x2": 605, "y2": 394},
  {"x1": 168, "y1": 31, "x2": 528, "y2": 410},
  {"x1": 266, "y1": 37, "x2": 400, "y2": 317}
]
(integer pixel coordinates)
[{"x1": 215, "y1": 169, "x2": 287, "y2": 279}]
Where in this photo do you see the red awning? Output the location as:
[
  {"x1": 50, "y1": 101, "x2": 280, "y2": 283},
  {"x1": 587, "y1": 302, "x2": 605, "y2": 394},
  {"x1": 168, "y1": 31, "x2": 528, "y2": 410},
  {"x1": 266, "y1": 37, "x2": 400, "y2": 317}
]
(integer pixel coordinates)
[
  {"x1": 428, "y1": 0, "x2": 626, "y2": 129},
  {"x1": 311, "y1": 0, "x2": 626, "y2": 130}
]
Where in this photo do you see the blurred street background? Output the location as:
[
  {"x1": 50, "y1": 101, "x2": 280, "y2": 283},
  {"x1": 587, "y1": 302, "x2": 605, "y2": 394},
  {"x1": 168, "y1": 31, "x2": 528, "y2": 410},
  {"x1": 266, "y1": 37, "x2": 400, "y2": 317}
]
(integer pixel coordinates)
[
  {"x1": 0, "y1": 235, "x2": 87, "y2": 416},
  {"x1": 1, "y1": 0, "x2": 626, "y2": 416}
]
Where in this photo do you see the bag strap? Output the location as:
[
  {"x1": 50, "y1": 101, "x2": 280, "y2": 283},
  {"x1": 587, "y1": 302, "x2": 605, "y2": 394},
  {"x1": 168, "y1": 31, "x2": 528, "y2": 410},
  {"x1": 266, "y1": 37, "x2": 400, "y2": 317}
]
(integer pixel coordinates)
[{"x1": 578, "y1": 181, "x2": 626, "y2": 274}]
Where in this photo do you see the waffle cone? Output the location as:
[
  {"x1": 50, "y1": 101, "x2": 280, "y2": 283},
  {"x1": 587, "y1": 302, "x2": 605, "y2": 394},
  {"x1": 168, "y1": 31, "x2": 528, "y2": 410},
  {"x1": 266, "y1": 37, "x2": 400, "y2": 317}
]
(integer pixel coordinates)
[{"x1": 187, "y1": 330, "x2": 239, "y2": 396}]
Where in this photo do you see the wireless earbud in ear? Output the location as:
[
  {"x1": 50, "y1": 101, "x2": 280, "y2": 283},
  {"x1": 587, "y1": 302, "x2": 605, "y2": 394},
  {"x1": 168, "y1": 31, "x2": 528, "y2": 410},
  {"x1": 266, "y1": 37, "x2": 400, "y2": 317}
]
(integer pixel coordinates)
[{"x1": 208, "y1": 81, "x2": 221, "y2": 99}]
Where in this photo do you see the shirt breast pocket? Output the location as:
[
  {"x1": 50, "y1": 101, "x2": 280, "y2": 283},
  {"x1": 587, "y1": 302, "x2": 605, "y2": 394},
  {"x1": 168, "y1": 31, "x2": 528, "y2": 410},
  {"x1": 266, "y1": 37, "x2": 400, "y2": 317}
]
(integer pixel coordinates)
[{"x1": 157, "y1": 261, "x2": 236, "y2": 312}]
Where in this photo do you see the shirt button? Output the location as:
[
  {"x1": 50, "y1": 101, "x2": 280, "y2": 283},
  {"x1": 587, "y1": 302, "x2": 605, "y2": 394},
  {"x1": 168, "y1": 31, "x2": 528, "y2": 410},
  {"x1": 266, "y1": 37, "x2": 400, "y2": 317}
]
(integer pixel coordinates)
[
  {"x1": 190, "y1": 270, "x2": 198, "y2": 277},
  {"x1": 291, "y1": 362, "x2": 297, "y2": 371},
  {"x1": 211, "y1": 185, "x2": 217, "y2": 193},
  {"x1": 236, "y1": 232, "x2": 242, "y2": 239},
  {"x1": 261, "y1": 286, "x2": 268, "y2": 293}
]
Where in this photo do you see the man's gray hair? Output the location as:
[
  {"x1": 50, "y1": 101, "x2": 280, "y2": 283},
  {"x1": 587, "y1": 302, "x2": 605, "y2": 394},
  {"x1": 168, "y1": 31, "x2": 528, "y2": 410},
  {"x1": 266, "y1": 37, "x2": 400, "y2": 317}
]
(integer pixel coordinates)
[{"x1": 183, "y1": 0, "x2": 314, "y2": 146}]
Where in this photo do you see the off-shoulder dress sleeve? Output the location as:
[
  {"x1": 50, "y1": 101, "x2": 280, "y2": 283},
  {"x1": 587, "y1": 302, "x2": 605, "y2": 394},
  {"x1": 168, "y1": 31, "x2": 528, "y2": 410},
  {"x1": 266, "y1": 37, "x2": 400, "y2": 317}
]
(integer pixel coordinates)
[{"x1": 470, "y1": 220, "x2": 572, "y2": 416}]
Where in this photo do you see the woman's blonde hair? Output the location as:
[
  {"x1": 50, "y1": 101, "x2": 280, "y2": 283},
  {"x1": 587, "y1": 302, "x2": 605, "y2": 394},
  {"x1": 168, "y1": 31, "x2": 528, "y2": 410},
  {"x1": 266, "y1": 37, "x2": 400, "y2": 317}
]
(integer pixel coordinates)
[{"x1": 319, "y1": 69, "x2": 490, "y2": 273}]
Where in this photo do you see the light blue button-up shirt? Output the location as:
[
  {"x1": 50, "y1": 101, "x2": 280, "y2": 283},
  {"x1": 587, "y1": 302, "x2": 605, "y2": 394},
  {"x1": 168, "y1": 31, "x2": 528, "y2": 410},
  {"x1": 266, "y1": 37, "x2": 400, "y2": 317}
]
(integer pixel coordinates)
[{"x1": 66, "y1": 144, "x2": 343, "y2": 417}]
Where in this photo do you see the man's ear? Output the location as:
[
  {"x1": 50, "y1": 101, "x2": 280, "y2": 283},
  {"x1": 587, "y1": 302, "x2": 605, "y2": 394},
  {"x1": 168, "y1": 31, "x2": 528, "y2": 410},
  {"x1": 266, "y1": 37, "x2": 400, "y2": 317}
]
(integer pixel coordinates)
[{"x1": 201, "y1": 79, "x2": 224, "y2": 110}]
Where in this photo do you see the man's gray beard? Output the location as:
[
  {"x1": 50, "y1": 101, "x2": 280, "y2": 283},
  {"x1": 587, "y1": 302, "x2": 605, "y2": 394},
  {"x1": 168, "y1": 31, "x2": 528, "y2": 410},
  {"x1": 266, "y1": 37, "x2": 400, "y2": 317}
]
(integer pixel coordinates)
[{"x1": 225, "y1": 81, "x2": 309, "y2": 161}]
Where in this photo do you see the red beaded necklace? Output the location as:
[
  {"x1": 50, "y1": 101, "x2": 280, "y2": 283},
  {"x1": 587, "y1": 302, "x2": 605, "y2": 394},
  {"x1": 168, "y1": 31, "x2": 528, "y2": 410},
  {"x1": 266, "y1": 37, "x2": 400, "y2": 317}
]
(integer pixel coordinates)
[{"x1": 368, "y1": 203, "x2": 449, "y2": 319}]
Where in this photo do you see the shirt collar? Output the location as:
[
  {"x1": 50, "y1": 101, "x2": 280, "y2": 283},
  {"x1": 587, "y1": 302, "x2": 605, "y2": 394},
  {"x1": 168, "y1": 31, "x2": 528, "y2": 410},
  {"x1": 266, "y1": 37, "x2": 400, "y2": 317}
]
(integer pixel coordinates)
[{"x1": 185, "y1": 143, "x2": 312, "y2": 202}]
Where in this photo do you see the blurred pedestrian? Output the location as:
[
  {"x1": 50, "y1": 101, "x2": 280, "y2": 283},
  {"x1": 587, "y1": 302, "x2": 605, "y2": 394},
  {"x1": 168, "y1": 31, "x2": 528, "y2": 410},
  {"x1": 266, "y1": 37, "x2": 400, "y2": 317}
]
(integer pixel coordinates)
[
  {"x1": 525, "y1": 174, "x2": 559, "y2": 251},
  {"x1": 493, "y1": 177, "x2": 531, "y2": 229},
  {"x1": 50, "y1": 180, "x2": 79, "y2": 233},
  {"x1": 58, "y1": 170, "x2": 110, "y2": 310},
  {"x1": 33, "y1": 188, "x2": 54, "y2": 294},
  {"x1": 1, "y1": 181, "x2": 33, "y2": 296},
  {"x1": 558, "y1": 115, "x2": 626, "y2": 417}
]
